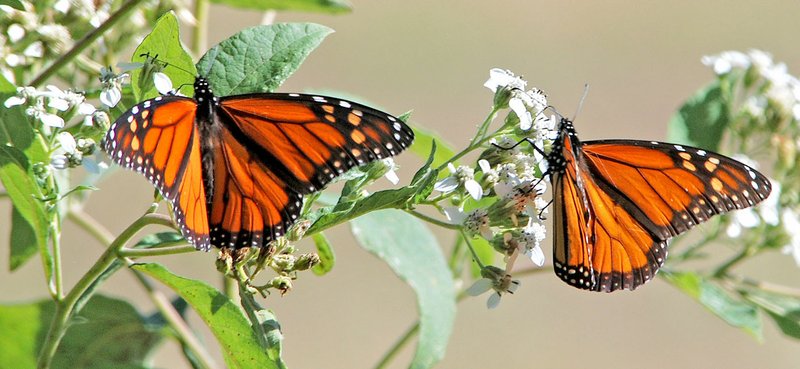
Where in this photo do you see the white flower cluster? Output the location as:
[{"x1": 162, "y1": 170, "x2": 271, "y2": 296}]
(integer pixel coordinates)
[{"x1": 702, "y1": 49, "x2": 800, "y2": 121}]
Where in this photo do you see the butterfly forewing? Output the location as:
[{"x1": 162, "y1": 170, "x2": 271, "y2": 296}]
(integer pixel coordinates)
[
  {"x1": 103, "y1": 96, "x2": 212, "y2": 250},
  {"x1": 218, "y1": 93, "x2": 414, "y2": 193},
  {"x1": 549, "y1": 119, "x2": 772, "y2": 292}
]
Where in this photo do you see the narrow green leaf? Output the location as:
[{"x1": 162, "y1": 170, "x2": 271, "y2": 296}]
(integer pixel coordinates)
[
  {"x1": 743, "y1": 290, "x2": 800, "y2": 340},
  {"x1": 409, "y1": 126, "x2": 458, "y2": 172},
  {"x1": 311, "y1": 232, "x2": 335, "y2": 275},
  {"x1": 133, "y1": 263, "x2": 279, "y2": 369},
  {"x1": 209, "y1": 0, "x2": 351, "y2": 13},
  {"x1": 0, "y1": 295, "x2": 165, "y2": 369},
  {"x1": 666, "y1": 79, "x2": 731, "y2": 151},
  {"x1": 665, "y1": 272, "x2": 762, "y2": 340},
  {"x1": 254, "y1": 309, "x2": 285, "y2": 366},
  {"x1": 9, "y1": 205, "x2": 38, "y2": 270},
  {"x1": 197, "y1": 23, "x2": 333, "y2": 95},
  {"x1": 351, "y1": 210, "x2": 455, "y2": 369},
  {"x1": 134, "y1": 231, "x2": 185, "y2": 248},
  {"x1": 0, "y1": 146, "x2": 50, "y2": 276},
  {"x1": 131, "y1": 11, "x2": 197, "y2": 100},
  {"x1": 306, "y1": 185, "x2": 418, "y2": 235}
]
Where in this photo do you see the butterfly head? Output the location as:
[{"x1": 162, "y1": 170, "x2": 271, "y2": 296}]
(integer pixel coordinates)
[{"x1": 193, "y1": 77, "x2": 218, "y2": 105}]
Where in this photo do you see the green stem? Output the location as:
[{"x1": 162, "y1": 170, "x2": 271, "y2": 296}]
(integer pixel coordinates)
[
  {"x1": 50, "y1": 215, "x2": 63, "y2": 300},
  {"x1": 461, "y1": 231, "x2": 486, "y2": 269},
  {"x1": 36, "y1": 213, "x2": 173, "y2": 369},
  {"x1": 728, "y1": 274, "x2": 800, "y2": 299},
  {"x1": 238, "y1": 285, "x2": 271, "y2": 348},
  {"x1": 117, "y1": 243, "x2": 196, "y2": 257},
  {"x1": 405, "y1": 210, "x2": 460, "y2": 229},
  {"x1": 713, "y1": 243, "x2": 756, "y2": 278},
  {"x1": 191, "y1": 0, "x2": 210, "y2": 55},
  {"x1": 28, "y1": 0, "x2": 147, "y2": 87}
]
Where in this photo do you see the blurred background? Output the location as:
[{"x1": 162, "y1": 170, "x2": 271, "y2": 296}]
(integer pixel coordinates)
[{"x1": 2, "y1": 0, "x2": 800, "y2": 368}]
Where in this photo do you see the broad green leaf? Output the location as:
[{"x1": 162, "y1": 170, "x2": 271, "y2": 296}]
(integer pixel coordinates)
[
  {"x1": 0, "y1": 0, "x2": 24, "y2": 9},
  {"x1": 744, "y1": 290, "x2": 800, "y2": 340},
  {"x1": 311, "y1": 232, "x2": 335, "y2": 275},
  {"x1": 665, "y1": 271, "x2": 762, "y2": 340},
  {"x1": 131, "y1": 12, "x2": 196, "y2": 100},
  {"x1": 133, "y1": 263, "x2": 279, "y2": 369},
  {"x1": 666, "y1": 79, "x2": 731, "y2": 151},
  {"x1": 210, "y1": 0, "x2": 351, "y2": 13},
  {"x1": 0, "y1": 146, "x2": 50, "y2": 277},
  {"x1": 197, "y1": 23, "x2": 333, "y2": 96},
  {"x1": 409, "y1": 126, "x2": 458, "y2": 174},
  {"x1": 351, "y1": 210, "x2": 455, "y2": 369},
  {"x1": 1, "y1": 73, "x2": 51, "y2": 273},
  {"x1": 9, "y1": 205, "x2": 38, "y2": 270},
  {"x1": 0, "y1": 295, "x2": 165, "y2": 369}
]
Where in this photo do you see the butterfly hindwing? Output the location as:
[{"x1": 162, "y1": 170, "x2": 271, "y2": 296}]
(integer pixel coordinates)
[{"x1": 102, "y1": 96, "x2": 211, "y2": 249}]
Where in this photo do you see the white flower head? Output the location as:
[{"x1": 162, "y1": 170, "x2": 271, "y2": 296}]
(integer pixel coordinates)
[
  {"x1": 484, "y1": 68, "x2": 526, "y2": 93},
  {"x1": 99, "y1": 67, "x2": 129, "y2": 107},
  {"x1": 434, "y1": 163, "x2": 483, "y2": 200},
  {"x1": 463, "y1": 209, "x2": 492, "y2": 239},
  {"x1": 25, "y1": 101, "x2": 64, "y2": 128},
  {"x1": 466, "y1": 266, "x2": 520, "y2": 309},
  {"x1": 701, "y1": 51, "x2": 750, "y2": 75}
]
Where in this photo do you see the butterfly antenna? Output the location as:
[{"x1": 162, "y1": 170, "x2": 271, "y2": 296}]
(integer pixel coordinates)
[
  {"x1": 572, "y1": 84, "x2": 590, "y2": 122},
  {"x1": 139, "y1": 52, "x2": 196, "y2": 78}
]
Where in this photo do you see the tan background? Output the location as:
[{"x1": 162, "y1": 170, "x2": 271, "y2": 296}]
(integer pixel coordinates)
[{"x1": 2, "y1": 1, "x2": 800, "y2": 368}]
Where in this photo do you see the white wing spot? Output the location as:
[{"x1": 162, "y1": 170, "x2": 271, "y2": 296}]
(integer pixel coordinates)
[
  {"x1": 393, "y1": 122, "x2": 402, "y2": 131},
  {"x1": 674, "y1": 145, "x2": 685, "y2": 151},
  {"x1": 339, "y1": 101, "x2": 352, "y2": 108}
]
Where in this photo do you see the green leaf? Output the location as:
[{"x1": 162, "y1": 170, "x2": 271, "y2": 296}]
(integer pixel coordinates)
[
  {"x1": 254, "y1": 309, "x2": 285, "y2": 366},
  {"x1": 409, "y1": 126, "x2": 458, "y2": 173},
  {"x1": 0, "y1": 145, "x2": 50, "y2": 277},
  {"x1": 134, "y1": 231, "x2": 185, "y2": 248},
  {"x1": 196, "y1": 23, "x2": 333, "y2": 96},
  {"x1": 0, "y1": 0, "x2": 25, "y2": 9},
  {"x1": 664, "y1": 272, "x2": 762, "y2": 340},
  {"x1": 743, "y1": 290, "x2": 800, "y2": 340},
  {"x1": 209, "y1": 0, "x2": 351, "y2": 13},
  {"x1": 133, "y1": 263, "x2": 279, "y2": 369},
  {"x1": 0, "y1": 295, "x2": 165, "y2": 369},
  {"x1": 666, "y1": 79, "x2": 731, "y2": 151},
  {"x1": 9, "y1": 205, "x2": 38, "y2": 270},
  {"x1": 351, "y1": 210, "x2": 455, "y2": 369},
  {"x1": 311, "y1": 232, "x2": 335, "y2": 275},
  {"x1": 131, "y1": 11, "x2": 197, "y2": 100},
  {"x1": 306, "y1": 185, "x2": 418, "y2": 235}
]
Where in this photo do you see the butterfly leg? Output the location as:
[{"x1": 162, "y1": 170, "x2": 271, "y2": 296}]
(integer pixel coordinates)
[{"x1": 491, "y1": 137, "x2": 547, "y2": 157}]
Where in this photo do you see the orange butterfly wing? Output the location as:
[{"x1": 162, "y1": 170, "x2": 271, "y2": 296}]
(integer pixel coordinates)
[
  {"x1": 206, "y1": 93, "x2": 414, "y2": 248},
  {"x1": 102, "y1": 96, "x2": 211, "y2": 248},
  {"x1": 550, "y1": 120, "x2": 771, "y2": 292}
]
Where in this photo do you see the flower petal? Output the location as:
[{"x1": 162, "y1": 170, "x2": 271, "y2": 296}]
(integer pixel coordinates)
[
  {"x1": 56, "y1": 132, "x2": 77, "y2": 153},
  {"x1": 466, "y1": 278, "x2": 493, "y2": 296},
  {"x1": 100, "y1": 87, "x2": 121, "y2": 108},
  {"x1": 154, "y1": 72, "x2": 174, "y2": 95},
  {"x1": 486, "y1": 292, "x2": 502, "y2": 309},
  {"x1": 40, "y1": 113, "x2": 64, "y2": 128},
  {"x1": 4, "y1": 96, "x2": 26, "y2": 108},
  {"x1": 464, "y1": 180, "x2": 483, "y2": 200},
  {"x1": 433, "y1": 177, "x2": 459, "y2": 193}
]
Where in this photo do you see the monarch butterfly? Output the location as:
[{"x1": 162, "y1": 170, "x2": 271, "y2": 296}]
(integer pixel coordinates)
[
  {"x1": 102, "y1": 76, "x2": 414, "y2": 251},
  {"x1": 543, "y1": 117, "x2": 771, "y2": 292}
]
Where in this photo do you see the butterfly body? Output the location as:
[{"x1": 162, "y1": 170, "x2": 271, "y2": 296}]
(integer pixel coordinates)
[
  {"x1": 103, "y1": 77, "x2": 414, "y2": 251},
  {"x1": 547, "y1": 118, "x2": 771, "y2": 292}
]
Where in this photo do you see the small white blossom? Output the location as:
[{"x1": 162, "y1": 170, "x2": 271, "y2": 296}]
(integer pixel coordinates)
[
  {"x1": 99, "y1": 67, "x2": 128, "y2": 107},
  {"x1": 26, "y1": 102, "x2": 64, "y2": 128},
  {"x1": 466, "y1": 267, "x2": 520, "y2": 309},
  {"x1": 782, "y1": 210, "x2": 800, "y2": 267},
  {"x1": 154, "y1": 72, "x2": 174, "y2": 95},
  {"x1": 434, "y1": 163, "x2": 483, "y2": 200},
  {"x1": 56, "y1": 132, "x2": 76, "y2": 153},
  {"x1": 23, "y1": 42, "x2": 43, "y2": 58},
  {"x1": 701, "y1": 51, "x2": 750, "y2": 75},
  {"x1": 484, "y1": 69, "x2": 548, "y2": 130},
  {"x1": 484, "y1": 68, "x2": 526, "y2": 92},
  {"x1": 381, "y1": 158, "x2": 400, "y2": 185},
  {"x1": 463, "y1": 209, "x2": 492, "y2": 239},
  {"x1": 7, "y1": 24, "x2": 25, "y2": 43}
]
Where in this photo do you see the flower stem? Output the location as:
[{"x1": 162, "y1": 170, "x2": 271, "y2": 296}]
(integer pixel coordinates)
[
  {"x1": 405, "y1": 210, "x2": 460, "y2": 229},
  {"x1": 192, "y1": 0, "x2": 210, "y2": 55},
  {"x1": 36, "y1": 213, "x2": 174, "y2": 369},
  {"x1": 28, "y1": 0, "x2": 147, "y2": 87},
  {"x1": 713, "y1": 243, "x2": 757, "y2": 278},
  {"x1": 117, "y1": 243, "x2": 196, "y2": 257},
  {"x1": 461, "y1": 231, "x2": 486, "y2": 269}
]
